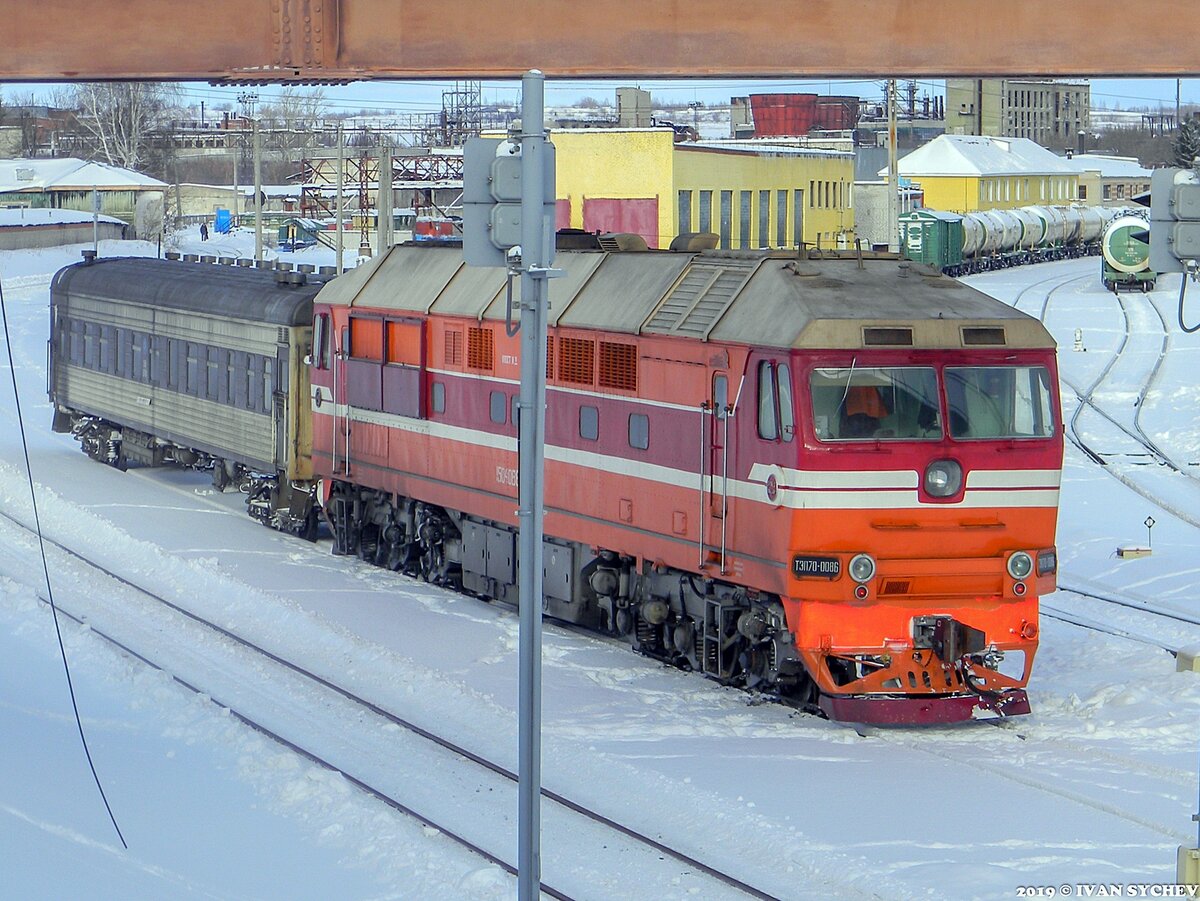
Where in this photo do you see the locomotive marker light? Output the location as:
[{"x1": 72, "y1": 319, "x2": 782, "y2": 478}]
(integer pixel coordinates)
[{"x1": 464, "y1": 71, "x2": 561, "y2": 901}]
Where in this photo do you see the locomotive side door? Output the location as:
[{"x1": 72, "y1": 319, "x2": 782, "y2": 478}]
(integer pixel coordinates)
[
  {"x1": 708, "y1": 371, "x2": 730, "y2": 518},
  {"x1": 702, "y1": 369, "x2": 734, "y2": 574}
]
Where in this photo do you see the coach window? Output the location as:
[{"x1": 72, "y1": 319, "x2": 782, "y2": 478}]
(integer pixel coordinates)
[
  {"x1": 83, "y1": 323, "x2": 97, "y2": 369},
  {"x1": 248, "y1": 356, "x2": 260, "y2": 409},
  {"x1": 207, "y1": 349, "x2": 221, "y2": 400},
  {"x1": 263, "y1": 358, "x2": 273, "y2": 411},
  {"x1": 184, "y1": 343, "x2": 198, "y2": 394},
  {"x1": 97, "y1": 326, "x2": 112, "y2": 373},
  {"x1": 580, "y1": 404, "x2": 599, "y2": 441},
  {"x1": 167, "y1": 339, "x2": 181, "y2": 389},
  {"x1": 431, "y1": 381, "x2": 446, "y2": 414},
  {"x1": 628, "y1": 412, "x2": 649, "y2": 450},
  {"x1": 490, "y1": 390, "x2": 507, "y2": 424}
]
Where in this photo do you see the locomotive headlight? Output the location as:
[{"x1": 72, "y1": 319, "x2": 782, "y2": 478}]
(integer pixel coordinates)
[
  {"x1": 923, "y1": 459, "x2": 963, "y2": 498},
  {"x1": 1007, "y1": 551, "x2": 1034, "y2": 580},
  {"x1": 848, "y1": 553, "x2": 876, "y2": 584}
]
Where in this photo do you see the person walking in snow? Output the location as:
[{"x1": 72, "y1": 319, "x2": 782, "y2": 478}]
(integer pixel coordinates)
[{"x1": 200, "y1": 222, "x2": 209, "y2": 241}]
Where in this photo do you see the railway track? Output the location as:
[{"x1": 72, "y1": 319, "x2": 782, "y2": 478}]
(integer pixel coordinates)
[
  {"x1": 0, "y1": 502, "x2": 801, "y2": 901},
  {"x1": 1001, "y1": 267, "x2": 1200, "y2": 523}
]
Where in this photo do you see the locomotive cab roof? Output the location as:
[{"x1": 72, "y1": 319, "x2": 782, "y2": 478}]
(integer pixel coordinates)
[{"x1": 316, "y1": 244, "x2": 1054, "y2": 351}]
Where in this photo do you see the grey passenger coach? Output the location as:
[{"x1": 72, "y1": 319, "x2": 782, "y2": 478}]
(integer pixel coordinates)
[{"x1": 49, "y1": 256, "x2": 323, "y2": 537}]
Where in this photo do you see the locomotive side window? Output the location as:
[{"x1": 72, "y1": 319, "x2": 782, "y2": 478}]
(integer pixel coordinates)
[
  {"x1": 810, "y1": 366, "x2": 940, "y2": 441},
  {"x1": 580, "y1": 405, "x2": 599, "y2": 441},
  {"x1": 757, "y1": 361, "x2": 778, "y2": 440},
  {"x1": 946, "y1": 366, "x2": 1055, "y2": 439},
  {"x1": 629, "y1": 413, "x2": 649, "y2": 450},
  {"x1": 431, "y1": 381, "x2": 446, "y2": 414},
  {"x1": 312, "y1": 313, "x2": 328, "y2": 370},
  {"x1": 713, "y1": 374, "x2": 728, "y2": 419},
  {"x1": 777, "y1": 363, "x2": 795, "y2": 442},
  {"x1": 490, "y1": 390, "x2": 507, "y2": 424}
]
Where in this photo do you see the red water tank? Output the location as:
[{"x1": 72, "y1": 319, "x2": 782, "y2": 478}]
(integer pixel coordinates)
[{"x1": 749, "y1": 93, "x2": 817, "y2": 136}]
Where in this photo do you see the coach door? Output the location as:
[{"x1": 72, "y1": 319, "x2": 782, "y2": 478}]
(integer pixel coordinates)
[{"x1": 273, "y1": 342, "x2": 288, "y2": 468}]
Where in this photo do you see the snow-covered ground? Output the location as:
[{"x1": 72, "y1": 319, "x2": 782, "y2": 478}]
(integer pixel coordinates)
[{"x1": 1, "y1": 236, "x2": 1198, "y2": 900}]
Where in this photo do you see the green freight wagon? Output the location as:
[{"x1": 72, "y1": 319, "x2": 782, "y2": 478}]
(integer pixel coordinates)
[
  {"x1": 1101, "y1": 215, "x2": 1156, "y2": 292},
  {"x1": 900, "y1": 209, "x2": 965, "y2": 275}
]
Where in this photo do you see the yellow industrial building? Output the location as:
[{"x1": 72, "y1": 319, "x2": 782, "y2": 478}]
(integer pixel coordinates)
[
  {"x1": 548, "y1": 129, "x2": 855, "y2": 249},
  {"x1": 889, "y1": 134, "x2": 1079, "y2": 214}
]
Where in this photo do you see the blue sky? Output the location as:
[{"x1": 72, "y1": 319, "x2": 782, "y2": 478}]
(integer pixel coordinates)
[{"x1": 5, "y1": 78, "x2": 1196, "y2": 115}]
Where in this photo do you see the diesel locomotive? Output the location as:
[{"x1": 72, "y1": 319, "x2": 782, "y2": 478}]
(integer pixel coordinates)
[{"x1": 49, "y1": 243, "x2": 1063, "y2": 725}]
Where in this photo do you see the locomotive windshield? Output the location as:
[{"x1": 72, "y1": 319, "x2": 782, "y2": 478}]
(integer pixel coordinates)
[
  {"x1": 946, "y1": 366, "x2": 1055, "y2": 439},
  {"x1": 810, "y1": 367, "x2": 940, "y2": 440},
  {"x1": 809, "y1": 364, "x2": 1055, "y2": 441}
]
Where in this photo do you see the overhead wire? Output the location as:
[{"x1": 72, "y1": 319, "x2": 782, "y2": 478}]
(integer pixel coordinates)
[{"x1": 0, "y1": 265, "x2": 127, "y2": 850}]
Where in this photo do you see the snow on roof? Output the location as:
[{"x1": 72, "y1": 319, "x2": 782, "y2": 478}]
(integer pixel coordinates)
[
  {"x1": 0, "y1": 157, "x2": 166, "y2": 193},
  {"x1": 684, "y1": 140, "x2": 851, "y2": 159},
  {"x1": 1058, "y1": 153, "x2": 1153, "y2": 179},
  {"x1": 0, "y1": 207, "x2": 126, "y2": 228},
  {"x1": 883, "y1": 135, "x2": 1079, "y2": 178},
  {"x1": 239, "y1": 185, "x2": 304, "y2": 198}
]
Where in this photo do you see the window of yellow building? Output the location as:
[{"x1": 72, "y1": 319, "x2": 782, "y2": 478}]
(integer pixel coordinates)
[
  {"x1": 758, "y1": 191, "x2": 770, "y2": 249},
  {"x1": 699, "y1": 190, "x2": 712, "y2": 232},
  {"x1": 740, "y1": 191, "x2": 752, "y2": 249},
  {"x1": 777, "y1": 190, "x2": 788, "y2": 246}
]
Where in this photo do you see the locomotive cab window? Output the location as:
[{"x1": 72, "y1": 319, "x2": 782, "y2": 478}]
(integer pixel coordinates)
[
  {"x1": 810, "y1": 366, "x2": 940, "y2": 441},
  {"x1": 757, "y1": 360, "x2": 795, "y2": 442},
  {"x1": 946, "y1": 366, "x2": 1055, "y2": 439}
]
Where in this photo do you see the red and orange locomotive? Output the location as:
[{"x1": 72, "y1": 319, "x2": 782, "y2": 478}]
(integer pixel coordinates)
[{"x1": 310, "y1": 244, "x2": 1060, "y2": 724}]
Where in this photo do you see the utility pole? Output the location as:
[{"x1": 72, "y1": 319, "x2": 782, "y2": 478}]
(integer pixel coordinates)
[
  {"x1": 516, "y1": 71, "x2": 551, "y2": 901},
  {"x1": 887, "y1": 79, "x2": 899, "y2": 252},
  {"x1": 377, "y1": 135, "x2": 393, "y2": 252},
  {"x1": 336, "y1": 122, "x2": 345, "y2": 274},
  {"x1": 253, "y1": 118, "x2": 263, "y2": 262}
]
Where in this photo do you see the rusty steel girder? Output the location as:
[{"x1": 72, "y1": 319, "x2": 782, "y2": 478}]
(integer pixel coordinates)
[{"x1": 4, "y1": 0, "x2": 1200, "y2": 82}]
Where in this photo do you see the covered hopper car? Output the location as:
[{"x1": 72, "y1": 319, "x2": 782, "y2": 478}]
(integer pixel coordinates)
[{"x1": 49, "y1": 244, "x2": 1064, "y2": 726}]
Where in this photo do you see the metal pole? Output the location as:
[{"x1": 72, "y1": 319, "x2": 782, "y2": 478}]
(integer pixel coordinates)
[
  {"x1": 91, "y1": 188, "x2": 98, "y2": 253},
  {"x1": 253, "y1": 119, "x2": 263, "y2": 262},
  {"x1": 517, "y1": 68, "x2": 548, "y2": 901},
  {"x1": 887, "y1": 79, "x2": 899, "y2": 252},
  {"x1": 336, "y1": 123, "x2": 345, "y2": 274}
]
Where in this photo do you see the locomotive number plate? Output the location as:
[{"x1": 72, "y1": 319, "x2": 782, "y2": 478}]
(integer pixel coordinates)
[{"x1": 791, "y1": 555, "x2": 841, "y2": 579}]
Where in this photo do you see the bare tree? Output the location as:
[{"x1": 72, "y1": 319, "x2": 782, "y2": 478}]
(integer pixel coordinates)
[
  {"x1": 70, "y1": 82, "x2": 181, "y2": 171},
  {"x1": 260, "y1": 86, "x2": 326, "y2": 160}
]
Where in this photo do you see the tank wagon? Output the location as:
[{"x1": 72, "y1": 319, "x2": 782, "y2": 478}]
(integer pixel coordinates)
[
  {"x1": 50, "y1": 244, "x2": 1064, "y2": 725},
  {"x1": 1100, "y1": 215, "x2": 1156, "y2": 292},
  {"x1": 901, "y1": 205, "x2": 1119, "y2": 275},
  {"x1": 49, "y1": 257, "x2": 327, "y2": 537}
]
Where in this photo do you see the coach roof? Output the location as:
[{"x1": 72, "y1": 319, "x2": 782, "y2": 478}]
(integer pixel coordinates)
[{"x1": 51, "y1": 257, "x2": 320, "y2": 327}]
